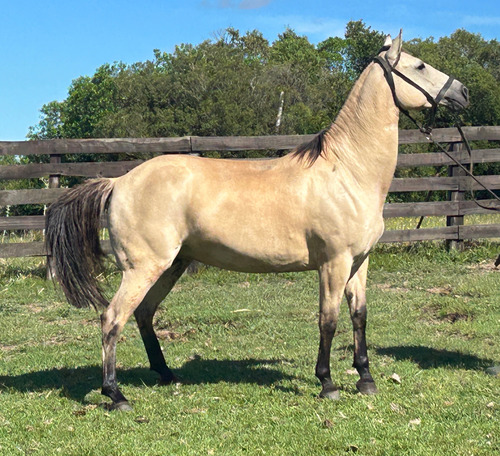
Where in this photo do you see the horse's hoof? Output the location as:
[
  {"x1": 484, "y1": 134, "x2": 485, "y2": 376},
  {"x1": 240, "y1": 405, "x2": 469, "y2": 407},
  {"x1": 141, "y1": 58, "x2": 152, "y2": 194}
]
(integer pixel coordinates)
[
  {"x1": 356, "y1": 379, "x2": 378, "y2": 395},
  {"x1": 111, "y1": 401, "x2": 133, "y2": 412},
  {"x1": 319, "y1": 388, "x2": 341, "y2": 401},
  {"x1": 159, "y1": 374, "x2": 183, "y2": 386}
]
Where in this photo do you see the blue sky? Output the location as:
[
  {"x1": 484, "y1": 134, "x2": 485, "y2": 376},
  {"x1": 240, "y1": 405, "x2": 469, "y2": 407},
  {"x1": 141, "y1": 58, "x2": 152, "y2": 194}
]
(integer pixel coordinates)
[{"x1": 1, "y1": 0, "x2": 498, "y2": 141}]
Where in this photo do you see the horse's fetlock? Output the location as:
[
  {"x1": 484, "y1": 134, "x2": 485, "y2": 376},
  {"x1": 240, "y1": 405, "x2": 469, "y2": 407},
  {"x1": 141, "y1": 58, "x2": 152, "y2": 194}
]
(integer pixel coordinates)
[
  {"x1": 315, "y1": 365, "x2": 331, "y2": 381},
  {"x1": 353, "y1": 355, "x2": 369, "y2": 370}
]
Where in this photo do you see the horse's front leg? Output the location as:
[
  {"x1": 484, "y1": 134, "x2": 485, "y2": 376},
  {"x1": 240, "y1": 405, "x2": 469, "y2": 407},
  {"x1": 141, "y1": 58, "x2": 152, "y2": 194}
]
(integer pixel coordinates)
[
  {"x1": 316, "y1": 257, "x2": 352, "y2": 400},
  {"x1": 345, "y1": 257, "x2": 378, "y2": 395}
]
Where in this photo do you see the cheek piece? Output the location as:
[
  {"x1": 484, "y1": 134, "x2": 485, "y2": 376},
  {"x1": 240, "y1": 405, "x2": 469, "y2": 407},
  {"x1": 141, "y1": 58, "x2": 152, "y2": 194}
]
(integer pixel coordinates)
[{"x1": 373, "y1": 52, "x2": 455, "y2": 134}]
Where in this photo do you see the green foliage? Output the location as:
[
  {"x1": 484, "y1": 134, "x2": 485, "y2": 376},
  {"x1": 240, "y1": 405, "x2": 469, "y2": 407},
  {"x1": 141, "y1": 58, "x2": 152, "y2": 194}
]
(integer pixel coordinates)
[
  {"x1": 28, "y1": 22, "x2": 499, "y2": 143},
  {"x1": 343, "y1": 20, "x2": 386, "y2": 78},
  {"x1": 27, "y1": 101, "x2": 64, "y2": 140}
]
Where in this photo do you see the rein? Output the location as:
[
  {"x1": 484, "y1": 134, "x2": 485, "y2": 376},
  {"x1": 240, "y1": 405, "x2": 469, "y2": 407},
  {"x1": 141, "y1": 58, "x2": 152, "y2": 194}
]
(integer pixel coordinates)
[{"x1": 373, "y1": 54, "x2": 500, "y2": 216}]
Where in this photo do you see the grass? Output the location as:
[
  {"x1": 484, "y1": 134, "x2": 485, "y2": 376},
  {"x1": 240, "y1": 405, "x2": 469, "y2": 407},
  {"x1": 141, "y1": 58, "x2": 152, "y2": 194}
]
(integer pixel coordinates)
[
  {"x1": 384, "y1": 213, "x2": 500, "y2": 231},
  {"x1": 0, "y1": 242, "x2": 498, "y2": 455}
]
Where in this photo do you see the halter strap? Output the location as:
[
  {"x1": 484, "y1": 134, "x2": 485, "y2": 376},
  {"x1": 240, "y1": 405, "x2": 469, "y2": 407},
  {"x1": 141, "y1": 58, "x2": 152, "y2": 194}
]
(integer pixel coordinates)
[{"x1": 373, "y1": 54, "x2": 455, "y2": 133}]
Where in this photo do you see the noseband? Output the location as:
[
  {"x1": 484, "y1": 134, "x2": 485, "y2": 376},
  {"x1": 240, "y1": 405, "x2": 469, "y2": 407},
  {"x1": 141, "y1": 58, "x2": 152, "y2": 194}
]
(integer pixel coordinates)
[{"x1": 373, "y1": 53, "x2": 455, "y2": 133}]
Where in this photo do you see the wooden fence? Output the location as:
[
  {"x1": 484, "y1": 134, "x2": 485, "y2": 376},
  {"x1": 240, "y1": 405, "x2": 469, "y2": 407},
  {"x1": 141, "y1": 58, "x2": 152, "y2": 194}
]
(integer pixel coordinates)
[{"x1": 0, "y1": 126, "x2": 499, "y2": 259}]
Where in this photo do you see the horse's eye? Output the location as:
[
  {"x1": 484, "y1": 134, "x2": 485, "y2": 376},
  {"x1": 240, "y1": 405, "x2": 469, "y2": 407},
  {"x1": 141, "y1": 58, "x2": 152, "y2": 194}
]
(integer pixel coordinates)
[{"x1": 417, "y1": 63, "x2": 425, "y2": 70}]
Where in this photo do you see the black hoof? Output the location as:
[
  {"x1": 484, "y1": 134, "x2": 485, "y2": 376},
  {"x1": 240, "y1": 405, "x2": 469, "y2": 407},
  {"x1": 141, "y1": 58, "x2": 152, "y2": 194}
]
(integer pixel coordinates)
[
  {"x1": 158, "y1": 374, "x2": 182, "y2": 386},
  {"x1": 356, "y1": 379, "x2": 378, "y2": 395},
  {"x1": 319, "y1": 388, "x2": 341, "y2": 401}
]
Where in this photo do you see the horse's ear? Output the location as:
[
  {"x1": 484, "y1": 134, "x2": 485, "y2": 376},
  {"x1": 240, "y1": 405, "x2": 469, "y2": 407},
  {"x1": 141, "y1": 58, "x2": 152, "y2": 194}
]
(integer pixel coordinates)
[
  {"x1": 382, "y1": 34, "x2": 392, "y2": 49},
  {"x1": 385, "y1": 29, "x2": 402, "y2": 66}
]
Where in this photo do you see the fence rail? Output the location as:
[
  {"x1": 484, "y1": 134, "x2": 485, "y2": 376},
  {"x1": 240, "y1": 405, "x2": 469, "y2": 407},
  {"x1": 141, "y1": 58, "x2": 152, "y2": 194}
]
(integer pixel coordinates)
[{"x1": 1, "y1": 126, "x2": 499, "y2": 258}]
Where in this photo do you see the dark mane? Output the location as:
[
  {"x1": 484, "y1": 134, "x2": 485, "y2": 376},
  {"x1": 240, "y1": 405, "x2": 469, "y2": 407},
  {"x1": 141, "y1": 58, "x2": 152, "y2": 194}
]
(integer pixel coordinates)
[{"x1": 291, "y1": 129, "x2": 327, "y2": 166}]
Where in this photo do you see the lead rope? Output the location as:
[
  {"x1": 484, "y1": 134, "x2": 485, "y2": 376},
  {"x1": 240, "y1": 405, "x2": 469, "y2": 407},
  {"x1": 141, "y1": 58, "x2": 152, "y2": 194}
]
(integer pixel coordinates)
[
  {"x1": 410, "y1": 115, "x2": 500, "y2": 210},
  {"x1": 406, "y1": 114, "x2": 500, "y2": 267}
]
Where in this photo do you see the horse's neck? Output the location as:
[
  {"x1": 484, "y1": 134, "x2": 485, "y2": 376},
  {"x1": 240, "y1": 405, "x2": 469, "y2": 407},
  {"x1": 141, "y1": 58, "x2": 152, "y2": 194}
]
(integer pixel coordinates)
[{"x1": 324, "y1": 63, "x2": 400, "y2": 193}]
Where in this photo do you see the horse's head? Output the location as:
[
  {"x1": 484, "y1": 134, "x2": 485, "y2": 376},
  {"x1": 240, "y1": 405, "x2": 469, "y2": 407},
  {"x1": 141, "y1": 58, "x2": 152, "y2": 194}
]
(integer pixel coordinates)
[{"x1": 377, "y1": 30, "x2": 469, "y2": 112}]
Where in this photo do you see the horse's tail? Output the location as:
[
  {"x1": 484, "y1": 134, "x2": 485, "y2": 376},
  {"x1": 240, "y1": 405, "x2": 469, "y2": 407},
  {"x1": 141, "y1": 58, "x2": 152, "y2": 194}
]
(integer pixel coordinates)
[{"x1": 45, "y1": 178, "x2": 115, "y2": 310}]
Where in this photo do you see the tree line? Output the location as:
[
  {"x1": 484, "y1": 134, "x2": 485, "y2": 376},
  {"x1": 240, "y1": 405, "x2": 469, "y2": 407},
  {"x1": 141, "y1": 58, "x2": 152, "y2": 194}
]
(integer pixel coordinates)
[
  {"x1": 28, "y1": 21, "x2": 500, "y2": 142},
  {"x1": 2, "y1": 21, "x2": 499, "y2": 216}
]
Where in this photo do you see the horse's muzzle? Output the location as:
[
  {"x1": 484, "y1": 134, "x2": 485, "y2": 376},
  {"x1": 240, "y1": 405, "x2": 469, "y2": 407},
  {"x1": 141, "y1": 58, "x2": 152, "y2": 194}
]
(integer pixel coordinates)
[{"x1": 444, "y1": 82, "x2": 470, "y2": 111}]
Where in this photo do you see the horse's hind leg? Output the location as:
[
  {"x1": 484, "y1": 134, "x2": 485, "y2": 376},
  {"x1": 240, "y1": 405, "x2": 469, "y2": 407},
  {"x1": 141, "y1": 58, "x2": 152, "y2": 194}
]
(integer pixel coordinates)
[
  {"x1": 134, "y1": 257, "x2": 191, "y2": 384},
  {"x1": 101, "y1": 264, "x2": 173, "y2": 411},
  {"x1": 345, "y1": 257, "x2": 377, "y2": 395}
]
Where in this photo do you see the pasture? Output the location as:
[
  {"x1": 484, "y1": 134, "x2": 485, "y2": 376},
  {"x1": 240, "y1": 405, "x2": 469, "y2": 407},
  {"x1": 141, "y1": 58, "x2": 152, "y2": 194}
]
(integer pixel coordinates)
[{"x1": 0, "y1": 242, "x2": 498, "y2": 455}]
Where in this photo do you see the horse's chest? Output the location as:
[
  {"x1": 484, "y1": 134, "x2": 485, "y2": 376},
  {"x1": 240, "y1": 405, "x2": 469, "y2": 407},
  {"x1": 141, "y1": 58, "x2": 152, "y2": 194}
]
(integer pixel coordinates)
[{"x1": 316, "y1": 205, "x2": 384, "y2": 257}]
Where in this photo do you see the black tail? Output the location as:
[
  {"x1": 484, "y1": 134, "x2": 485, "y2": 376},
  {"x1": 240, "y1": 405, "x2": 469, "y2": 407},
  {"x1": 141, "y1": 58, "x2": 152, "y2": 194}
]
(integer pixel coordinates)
[{"x1": 45, "y1": 178, "x2": 115, "y2": 310}]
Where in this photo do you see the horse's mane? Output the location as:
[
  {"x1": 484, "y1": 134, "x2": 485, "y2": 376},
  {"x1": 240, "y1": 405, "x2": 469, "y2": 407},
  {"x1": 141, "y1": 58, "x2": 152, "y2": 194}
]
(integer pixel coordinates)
[{"x1": 290, "y1": 129, "x2": 328, "y2": 166}]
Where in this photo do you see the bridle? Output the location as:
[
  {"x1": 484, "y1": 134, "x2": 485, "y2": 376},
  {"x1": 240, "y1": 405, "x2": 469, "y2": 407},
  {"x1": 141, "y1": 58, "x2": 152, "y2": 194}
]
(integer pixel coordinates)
[
  {"x1": 373, "y1": 49, "x2": 455, "y2": 134},
  {"x1": 373, "y1": 47, "x2": 500, "y2": 217}
]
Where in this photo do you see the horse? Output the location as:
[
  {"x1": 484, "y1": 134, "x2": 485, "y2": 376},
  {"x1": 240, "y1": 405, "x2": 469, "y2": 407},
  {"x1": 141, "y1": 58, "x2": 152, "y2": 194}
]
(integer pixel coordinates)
[{"x1": 45, "y1": 31, "x2": 469, "y2": 411}]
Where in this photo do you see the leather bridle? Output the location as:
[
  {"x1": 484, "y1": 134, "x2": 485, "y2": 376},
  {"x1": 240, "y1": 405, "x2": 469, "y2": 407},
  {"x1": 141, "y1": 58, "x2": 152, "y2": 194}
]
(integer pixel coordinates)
[
  {"x1": 374, "y1": 47, "x2": 500, "y2": 217},
  {"x1": 373, "y1": 50, "x2": 455, "y2": 134}
]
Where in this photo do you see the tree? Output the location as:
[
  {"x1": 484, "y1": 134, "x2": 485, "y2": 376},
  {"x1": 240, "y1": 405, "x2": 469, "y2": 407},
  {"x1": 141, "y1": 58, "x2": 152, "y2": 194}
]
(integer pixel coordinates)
[
  {"x1": 29, "y1": 24, "x2": 498, "y2": 143},
  {"x1": 27, "y1": 101, "x2": 64, "y2": 140},
  {"x1": 343, "y1": 20, "x2": 385, "y2": 78}
]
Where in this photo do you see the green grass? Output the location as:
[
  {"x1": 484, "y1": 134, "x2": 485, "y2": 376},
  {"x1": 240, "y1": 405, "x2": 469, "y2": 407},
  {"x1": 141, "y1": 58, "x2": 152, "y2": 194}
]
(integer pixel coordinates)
[
  {"x1": 384, "y1": 213, "x2": 500, "y2": 231},
  {"x1": 0, "y1": 243, "x2": 498, "y2": 456}
]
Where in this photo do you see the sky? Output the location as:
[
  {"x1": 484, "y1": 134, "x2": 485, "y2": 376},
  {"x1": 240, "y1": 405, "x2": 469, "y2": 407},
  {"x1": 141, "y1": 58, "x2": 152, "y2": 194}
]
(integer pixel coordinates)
[{"x1": 1, "y1": 0, "x2": 498, "y2": 141}]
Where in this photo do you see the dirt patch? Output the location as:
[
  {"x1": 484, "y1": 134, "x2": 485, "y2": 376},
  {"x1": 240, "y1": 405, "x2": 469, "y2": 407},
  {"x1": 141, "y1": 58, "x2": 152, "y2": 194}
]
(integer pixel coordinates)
[
  {"x1": 43, "y1": 318, "x2": 71, "y2": 326},
  {"x1": 42, "y1": 335, "x2": 70, "y2": 346},
  {"x1": 426, "y1": 285, "x2": 452, "y2": 296},
  {"x1": 373, "y1": 283, "x2": 410, "y2": 293},
  {"x1": 27, "y1": 304, "x2": 44, "y2": 313},
  {"x1": 420, "y1": 303, "x2": 474, "y2": 325},
  {"x1": 441, "y1": 312, "x2": 472, "y2": 323},
  {"x1": 466, "y1": 261, "x2": 499, "y2": 273},
  {"x1": 156, "y1": 328, "x2": 196, "y2": 341}
]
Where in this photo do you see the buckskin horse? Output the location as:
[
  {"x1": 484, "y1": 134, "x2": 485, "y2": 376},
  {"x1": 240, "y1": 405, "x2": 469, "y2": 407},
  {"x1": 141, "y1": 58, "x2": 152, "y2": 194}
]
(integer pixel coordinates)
[{"x1": 46, "y1": 31, "x2": 469, "y2": 410}]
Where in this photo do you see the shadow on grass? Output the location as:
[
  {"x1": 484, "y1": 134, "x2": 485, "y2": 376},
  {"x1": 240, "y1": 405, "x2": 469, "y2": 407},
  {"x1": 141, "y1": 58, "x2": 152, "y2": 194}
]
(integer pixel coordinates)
[
  {"x1": 375, "y1": 345, "x2": 494, "y2": 370},
  {"x1": 0, "y1": 357, "x2": 298, "y2": 404}
]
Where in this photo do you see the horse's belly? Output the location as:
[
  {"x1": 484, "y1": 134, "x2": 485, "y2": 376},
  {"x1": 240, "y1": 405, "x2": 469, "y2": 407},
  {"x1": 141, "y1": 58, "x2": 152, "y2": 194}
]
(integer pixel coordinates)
[{"x1": 181, "y1": 233, "x2": 312, "y2": 273}]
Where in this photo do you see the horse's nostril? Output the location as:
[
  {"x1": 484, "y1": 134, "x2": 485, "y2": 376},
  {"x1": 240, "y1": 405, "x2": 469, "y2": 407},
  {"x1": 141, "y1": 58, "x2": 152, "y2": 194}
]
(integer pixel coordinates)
[{"x1": 462, "y1": 86, "x2": 469, "y2": 101}]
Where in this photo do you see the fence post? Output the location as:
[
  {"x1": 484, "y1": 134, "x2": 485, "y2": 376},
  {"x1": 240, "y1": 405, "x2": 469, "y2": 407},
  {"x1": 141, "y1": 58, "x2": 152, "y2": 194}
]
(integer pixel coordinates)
[
  {"x1": 46, "y1": 154, "x2": 61, "y2": 279},
  {"x1": 446, "y1": 142, "x2": 465, "y2": 250}
]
